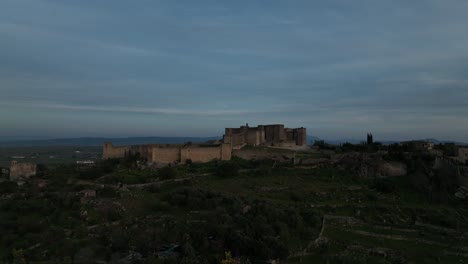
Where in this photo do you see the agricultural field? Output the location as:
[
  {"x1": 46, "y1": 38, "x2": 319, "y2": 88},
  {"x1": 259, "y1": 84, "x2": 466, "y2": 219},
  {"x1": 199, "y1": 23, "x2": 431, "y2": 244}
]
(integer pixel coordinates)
[{"x1": 0, "y1": 146, "x2": 101, "y2": 167}]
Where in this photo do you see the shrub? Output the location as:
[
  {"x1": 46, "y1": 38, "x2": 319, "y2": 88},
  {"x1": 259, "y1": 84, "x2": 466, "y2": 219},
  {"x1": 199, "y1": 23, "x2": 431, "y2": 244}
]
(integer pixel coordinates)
[
  {"x1": 289, "y1": 192, "x2": 302, "y2": 202},
  {"x1": 159, "y1": 166, "x2": 178, "y2": 180},
  {"x1": 0, "y1": 181, "x2": 18, "y2": 193},
  {"x1": 366, "y1": 193, "x2": 378, "y2": 201},
  {"x1": 78, "y1": 168, "x2": 101, "y2": 180},
  {"x1": 97, "y1": 187, "x2": 119, "y2": 198},
  {"x1": 372, "y1": 177, "x2": 396, "y2": 193},
  {"x1": 255, "y1": 166, "x2": 272, "y2": 177},
  {"x1": 216, "y1": 162, "x2": 239, "y2": 178},
  {"x1": 36, "y1": 163, "x2": 48, "y2": 175}
]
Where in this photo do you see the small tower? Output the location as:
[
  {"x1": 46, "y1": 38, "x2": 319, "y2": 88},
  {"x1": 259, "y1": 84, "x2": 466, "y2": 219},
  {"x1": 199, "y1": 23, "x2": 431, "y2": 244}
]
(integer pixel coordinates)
[{"x1": 367, "y1": 133, "x2": 373, "y2": 145}]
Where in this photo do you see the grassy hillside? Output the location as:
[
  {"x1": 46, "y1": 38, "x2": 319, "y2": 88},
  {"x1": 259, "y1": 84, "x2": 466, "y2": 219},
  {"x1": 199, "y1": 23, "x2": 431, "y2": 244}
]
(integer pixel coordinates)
[{"x1": 0, "y1": 155, "x2": 466, "y2": 263}]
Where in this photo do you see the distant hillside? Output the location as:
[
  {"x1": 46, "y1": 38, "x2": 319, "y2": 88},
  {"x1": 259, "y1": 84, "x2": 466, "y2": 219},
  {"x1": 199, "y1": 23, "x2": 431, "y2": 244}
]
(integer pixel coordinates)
[
  {"x1": 307, "y1": 136, "x2": 466, "y2": 146},
  {"x1": 307, "y1": 135, "x2": 369, "y2": 145},
  {"x1": 0, "y1": 136, "x2": 221, "y2": 147},
  {"x1": 1, "y1": 135, "x2": 465, "y2": 147}
]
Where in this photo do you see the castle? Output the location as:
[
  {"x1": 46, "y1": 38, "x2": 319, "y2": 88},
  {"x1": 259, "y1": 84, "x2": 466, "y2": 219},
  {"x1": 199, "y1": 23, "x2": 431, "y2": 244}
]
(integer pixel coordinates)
[
  {"x1": 223, "y1": 124, "x2": 307, "y2": 149},
  {"x1": 102, "y1": 124, "x2": 307, "y2": 164}
]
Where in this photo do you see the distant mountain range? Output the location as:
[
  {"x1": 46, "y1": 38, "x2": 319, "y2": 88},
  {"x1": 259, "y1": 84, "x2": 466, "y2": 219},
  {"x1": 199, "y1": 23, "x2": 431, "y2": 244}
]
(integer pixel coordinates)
[
  {"x1": 307, "y1": 136, "x2": 467, "y2": 146},
  {"x1": 0, "y1": 136, "x2": 220, "y2": 147},
  {"x1": 0, "y1": 136, "x2": 465, "y2": 147}
]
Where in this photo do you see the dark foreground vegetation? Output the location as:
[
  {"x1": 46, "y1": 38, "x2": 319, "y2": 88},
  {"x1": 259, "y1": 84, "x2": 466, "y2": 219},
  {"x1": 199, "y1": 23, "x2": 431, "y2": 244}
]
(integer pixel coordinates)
[{"x1": 0, "y1": 148, "x2": 467, "y2": 263}]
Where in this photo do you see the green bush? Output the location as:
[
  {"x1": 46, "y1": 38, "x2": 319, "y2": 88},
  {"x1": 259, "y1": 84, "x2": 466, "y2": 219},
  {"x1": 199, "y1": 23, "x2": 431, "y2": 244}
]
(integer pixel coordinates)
[
  {"x1": 289, "y1": 192, "x2": 302, "y2": 202},
  {"x1": 159, "y1": 166, "x2": 178, "y2": 180},
  {"x1": 78, "y1": 167, "x2": 105, "y2": 181},
  {"x1": 372, "y1": 177, "x2": 396, "y2": 193},
  {"x1": 366, "y1": 193, "x2": 378, "y2": 201},
  {"x1": 97, "y1": 187, "x2": 119, "y2": 198},
  {"x1": 0, "y1": 181, "x2": 18, "y2": 193},
  {"x1": 215, "y1": 162, "x2": 239, "y2": 178},
  {"x1": 255, "y1": 166, "x2": 272, "y2": 177}
]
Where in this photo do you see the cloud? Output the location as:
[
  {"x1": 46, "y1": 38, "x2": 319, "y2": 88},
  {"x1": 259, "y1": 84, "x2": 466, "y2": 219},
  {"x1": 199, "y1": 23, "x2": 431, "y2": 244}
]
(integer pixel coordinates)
[
  {"x1": 1, "y1": 0, "x2": 468, "y2": 141},
  {"x1": 1, "y1": 102, "x2": 262, "y2": 116}
]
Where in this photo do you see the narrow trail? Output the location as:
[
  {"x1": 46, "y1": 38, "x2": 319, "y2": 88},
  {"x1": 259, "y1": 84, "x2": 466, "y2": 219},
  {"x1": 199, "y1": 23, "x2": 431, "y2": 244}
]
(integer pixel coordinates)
[
  {"x1": 73, "y1": 172, "x2": 213, "y2": 189},
  {"x1": 290, "y1": 214, "x2": 464, "y2": 259}
]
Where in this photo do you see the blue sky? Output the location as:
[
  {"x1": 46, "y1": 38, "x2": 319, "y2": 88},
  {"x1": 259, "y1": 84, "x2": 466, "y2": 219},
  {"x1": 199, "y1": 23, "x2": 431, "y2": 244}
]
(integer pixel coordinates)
[{"x1": 1, "y1": 0, "x2": 467, "y2": 141}]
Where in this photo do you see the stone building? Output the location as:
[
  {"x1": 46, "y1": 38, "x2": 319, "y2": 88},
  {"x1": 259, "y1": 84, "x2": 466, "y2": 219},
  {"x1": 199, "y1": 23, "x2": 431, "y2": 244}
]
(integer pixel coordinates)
[
  {"x1": 0, "y1": 167, "x2": 9, "y2": 178},
  {"x1": 223, "y1": 124, "x2": 306, "y2": 149},
  {"x1": 9, "y1": 161, "x2": 37, "y2": 181}
]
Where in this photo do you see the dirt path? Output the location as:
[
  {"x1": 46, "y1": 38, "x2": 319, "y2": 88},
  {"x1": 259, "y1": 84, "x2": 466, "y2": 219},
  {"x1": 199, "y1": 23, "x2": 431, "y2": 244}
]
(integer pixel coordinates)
[{"x1": 73, "y1": 172, "x2": 213, "y2": 190}]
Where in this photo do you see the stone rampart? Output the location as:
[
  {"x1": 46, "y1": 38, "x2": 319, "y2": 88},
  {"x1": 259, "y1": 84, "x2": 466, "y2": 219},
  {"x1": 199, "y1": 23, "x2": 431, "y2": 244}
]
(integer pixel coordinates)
[
  {"x1": 103, "y1": 142, "x2": 231, "y2": 164},
  {"x1": 152, "y1": 147, "x2": 181, "y2": 163},
  {"x1": 181, "y1": 146, "x2": 221, "y2": 163}
]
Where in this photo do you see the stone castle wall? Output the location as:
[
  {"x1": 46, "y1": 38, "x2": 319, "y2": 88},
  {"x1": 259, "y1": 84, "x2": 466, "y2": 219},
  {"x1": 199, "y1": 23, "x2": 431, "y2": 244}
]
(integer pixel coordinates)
[
  {"x1": 102, "y1": 143, "x2": 130, "y2": 159},
  {"x1": 9, "y1": 161, "x2": 36, "y2": 181},
  {"x1": 103, "y1": 142, "x2": 232, "y2": 164},
  {"x1": 152, "y1": 147, "x2": 181, "y2": 163},
  {"x1": 181, "y1": 145, "x2": 230, "y2": 163},
  {"x1": 103, "y1": 143, "x2": 158, "y2": 160}
]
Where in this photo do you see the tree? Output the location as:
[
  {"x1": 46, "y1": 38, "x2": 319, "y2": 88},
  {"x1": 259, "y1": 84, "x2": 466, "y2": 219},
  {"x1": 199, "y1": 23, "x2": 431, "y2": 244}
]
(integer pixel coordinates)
[
  {"x1": 159, "y1": 166, "x2": 178, "y2": 180},
  {"x1": 216, "y1": 162, "x2": 239, "y2": 178},
  {"x1": 221, "y1": 251, "x2": 240, "y2": 264},
  {"x1": 12, "y1": 248, "x2": 26, "y2": 264}
]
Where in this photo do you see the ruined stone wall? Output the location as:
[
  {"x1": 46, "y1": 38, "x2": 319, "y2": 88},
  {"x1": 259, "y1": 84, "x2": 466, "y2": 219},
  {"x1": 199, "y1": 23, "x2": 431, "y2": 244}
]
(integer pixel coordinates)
[
  {"x1": 185, "y1": 144, "x2": 231, "y2": 163},
  {"x1": 9, "y1": 161, "x2": 36, "y2": 181},
  {"x1": 181, "y1": 146, "x2": 220, "y2": 163},
  {"x1": 102, "y1": 143, "x2": 130, "y2": 159},
  {"x1": 103, "y1": 142, "x2": 232, "y2": 164},
  {"x1": 103, "y1": 142, "x2": 158, "y2": 160},
  {"x1": 152, "y1": 147, "x2": 181, "y2": 163},
  {"x1": 129, "y1": 145, "x2": 154, "y2": 160}
]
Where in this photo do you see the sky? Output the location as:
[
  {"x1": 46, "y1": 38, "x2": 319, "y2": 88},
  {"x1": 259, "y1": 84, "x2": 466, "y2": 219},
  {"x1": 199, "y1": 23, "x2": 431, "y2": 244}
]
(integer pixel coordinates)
[{"x1": 1, "y1": 0, "x2": 467, "y2": 141}]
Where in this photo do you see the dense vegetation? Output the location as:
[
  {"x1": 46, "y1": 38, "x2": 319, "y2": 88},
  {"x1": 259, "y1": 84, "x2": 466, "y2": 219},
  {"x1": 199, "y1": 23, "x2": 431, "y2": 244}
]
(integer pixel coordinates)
[{"x1": 0, "y1": 151, "x2": 467, "y2": 263}]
